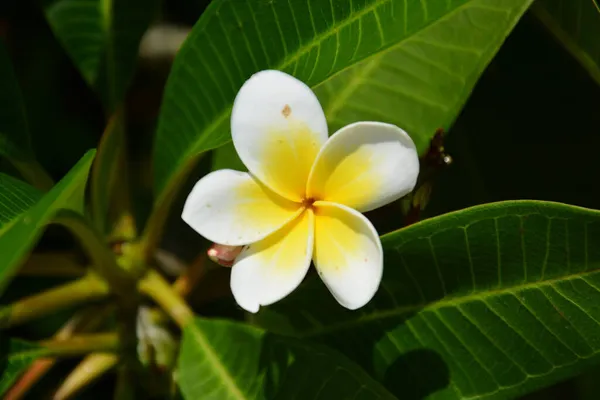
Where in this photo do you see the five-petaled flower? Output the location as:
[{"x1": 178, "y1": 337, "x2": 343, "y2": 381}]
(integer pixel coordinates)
[{"x1": 182, "y1": 70, "x2": 420, "y2": 313}]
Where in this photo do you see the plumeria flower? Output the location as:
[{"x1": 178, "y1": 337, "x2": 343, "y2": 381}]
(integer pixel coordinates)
[{"x1": 182, "y1": 70, "x2": 419, "y2": 313}]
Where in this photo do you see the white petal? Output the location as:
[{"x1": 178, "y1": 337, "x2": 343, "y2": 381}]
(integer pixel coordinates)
[
  {"x1": 182, "y1": 169, "x2": 302, "y2": 246},
  {"x1": 231, "y1": 70, "x2": 328, "y2": 201},
  {"x1": 231, "y1": 209, "x2": 314, "y2": 313},
  {"x1": 313, "y1": 201, "x2": 383, "y2": 310},
  {"x1": 307, "y1": 121, "x2": 419, "y2": 212}
]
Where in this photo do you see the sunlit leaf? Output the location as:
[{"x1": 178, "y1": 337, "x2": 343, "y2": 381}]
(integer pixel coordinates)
[
  {"x1": 43, "y1": 0, "x2": 160, "y2": 110},
  {"x1": 534, "y1": 0, "x2": 600, "y2": 85},
  {"x1": 178, "y1": 318, "x2": 395, "y2": 400},
  {"x1": 0, "y1": 151, "x2": 95, "y2": 294},
  {"x1": 153, "y1": 0, "x2": 533, "y2": 200},
  {"x1": 255, "y1": 200, "x2": 600, "y2": 399}
]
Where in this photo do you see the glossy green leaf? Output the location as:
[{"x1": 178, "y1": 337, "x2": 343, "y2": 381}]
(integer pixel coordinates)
[
  {"x1": 534, "y1": 0, "x2": 600, "y2": 85},
  {"x1": 0, "y1": 150, "x2": 95, "y2": 294},
  {"x1": 154, "y1": 0, "x2": 532, "y2": 198},
  {"x1": 255, "y1": 200, "x2": 600, "y2": 400},
  {"x1": 178, "y1": 318, "x2": 395, "y2": 400},
  {"x1": 0, "y1": 339, "x2": 44, "y2": 396},
  {"x1": 43, "y1": 0, "x2": 160, "y2": 110}
]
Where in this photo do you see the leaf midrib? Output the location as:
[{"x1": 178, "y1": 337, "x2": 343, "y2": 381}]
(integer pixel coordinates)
[
  {"x1": 189, "y1": 324, "x2": 247, "y2": 400},
  {"x1": 299, "y1": 260, "x2": 600, "y2": 339},
  {"x1": 178, "y1": 0, "x2": 480, "y2": 165}
]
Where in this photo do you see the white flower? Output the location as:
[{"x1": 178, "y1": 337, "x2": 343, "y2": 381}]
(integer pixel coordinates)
[{"x1": 182, "y1": 70, "x2": 420, "y2": 313}]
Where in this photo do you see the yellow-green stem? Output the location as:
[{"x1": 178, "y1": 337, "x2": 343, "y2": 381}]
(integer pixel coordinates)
[
  {"x1": 0, "y1": 273, "x2": 109, "y2": 329},
  {"x1": 140, "y1": 155, "x2": 202, "y2": 260},
  {"x1": 138, "y1": 270, "x2": 194, "y2": 328},
  {"x1": 53, "y1": 210, "x2": 137, "y2": 300},
  {"x1": 39, "y1": 333, "x2": 119, "y2": 357},
  {"x1": 53, "y1": 353, "x2": 118, "y2": 400}
]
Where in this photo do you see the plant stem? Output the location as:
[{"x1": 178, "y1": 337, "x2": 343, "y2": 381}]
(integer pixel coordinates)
[
  {"x1": 39, "y1": 333, "x2": 119, "y2": 357},
  {"x1": 0, "y1": 273, "x2": 109, "y2": 329},
  {"x1": 53, "y1": 353, "x2": 118, "y2": 400},
  {"x1": 53, "y1": 210, "x2": 137, "y2": 300},
  {"x1": 18, "y1": 252, "x2": 85, "y2": 278},
  {"x1": 5, "y1": 359, "x2": 55, "y2": 400},
  {"x1": 172, "y1": 253, "x2": 208, "y2": 298},
  {"x1": 140, "y1": 155, "x2": 202, "y2": 260},
  {"x1": 138, "y1": 270, "x2": 194, "y2": 328},
  {"x1": 5, "y1": 305, "x2": 114, "y2": 400}
]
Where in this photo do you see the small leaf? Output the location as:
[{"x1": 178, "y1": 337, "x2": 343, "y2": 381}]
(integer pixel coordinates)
[
  {"x1": 0, "y1": 150, "x2": 95, "y2": 294},
  {"x1": 534, "y1": 0, "x2": 600, "y2": 85},
  {"x1": 153, "y1": 0, "x2": 533, "y2": 201},
  {"x1": 43, "y1": 0, "x2": 160, "y2": 110},
  {"x1": 0, "y1": 339, "x2": 45, "y2": 396},
  {"x1": 255, "y1": 200, "x2": 600, "y2": 399},
  {"x1": 178, "y1": 318, "x2": 396, "y2": 400}
]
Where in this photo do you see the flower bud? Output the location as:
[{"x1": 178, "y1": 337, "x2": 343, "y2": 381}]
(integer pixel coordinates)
[{"x1": 207, "y1": 244, "x2": 244, "y2": 267}]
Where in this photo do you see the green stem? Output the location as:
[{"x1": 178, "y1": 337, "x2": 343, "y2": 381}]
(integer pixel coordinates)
[
  {"x1": 53, "y1": 353, "x2": 118, "y2": 400},
  {"x1": 140, "y1": 155, "x2": 203, "y2": 261},
  {"x1": 39, "y1": 333, "x2": 119, "y2": 357},
  {"x1": 53, "y1": 210, "x2": 137, "y2": 300},
  {"x1": 138, "y1": 270, "x2": 194, "y2": 328},
  {"x1": 0, "y1": 273, "x2": 109, "y2": 329}
]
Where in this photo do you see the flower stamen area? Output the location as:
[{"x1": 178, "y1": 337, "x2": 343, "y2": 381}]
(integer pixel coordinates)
[{"x1": 302, "y1": 197, "x2": 316, "y2": 210}]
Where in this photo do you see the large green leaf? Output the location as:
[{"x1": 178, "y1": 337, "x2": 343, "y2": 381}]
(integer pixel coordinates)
[
  {"x1": 534, "y1": 0, "x2": 600, "y2": 85},
  {"x1": 255, "y1": 200, "x2": 600, "y2": 399},
  {"x1": 0, "y1": 150, "x2": 95, "y2": 294},
  {"x1": 0, "y1": 339, "x2": 44, "y2": 396},
  {"x1": 0, "y1": 42, "x2": 53, "y2": 191},
  {"x1": 178, "y1": 318, "x2": 395, "y2": 400},
  {"x1": 153, "y1": 0, "x2": 533, "y2": 198},
  {"x1": 43, "y1": 0, "x2": 160, "y2": 111}
]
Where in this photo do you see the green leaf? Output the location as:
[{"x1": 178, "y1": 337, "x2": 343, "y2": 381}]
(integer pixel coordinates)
[
  {"x1": 0, "y1": 339, "x2": 45, "y2": 396},
  {"x1": 0, "y1": 150, "x2": 95, "y2": 294},
  {"x1": 534, "y1": 0, "x2": 600, "y2": 85},
  {"x1": 43, "y1": 0, "x2": 160, "y2": 110},
  {"x1": 255, "y1": 200, "x2": 600, "y2": 400},
  {"x1": 178, "y1": 318, "x2": 396, "y2": 400},
  {"x1": 0, "y1": 41, "x2": 53, "y2": 191},
  {"x1": 153, "y1": 0, "x2": 533, "y2": 198}
]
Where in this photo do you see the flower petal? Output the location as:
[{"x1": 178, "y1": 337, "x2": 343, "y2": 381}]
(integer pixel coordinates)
[
  {"x1": 231, "y1": 70, "x2": 328, "y2": 201},
  {"x1": 231, "y1": 209, "x2": 314, "y2": 313},
  {"x1": 313, "y1": 201, "x2": 383, "y2": 310},
  {"x1": 307, "y1": 122, "x2": 419, "y2": 212},
  {"x1": 182, "y1": 169, "x2": 302, "y2": 246}
]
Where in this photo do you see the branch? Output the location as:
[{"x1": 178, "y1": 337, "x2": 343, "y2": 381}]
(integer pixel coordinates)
[
  {"x1": 0, "y1": 273, "x2": 109, "y2": 329},
  {"x1": 138, "y1": 269, "x2": 194, "y2": 328},
  {"x1": 53, "y1": 353, "x2": 118, "y2": 400},
  {"x1": 39, "y1": 333, "x2": 119, "y2": 357}
]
